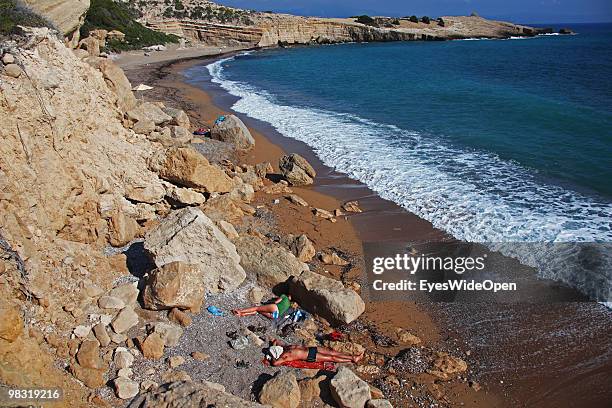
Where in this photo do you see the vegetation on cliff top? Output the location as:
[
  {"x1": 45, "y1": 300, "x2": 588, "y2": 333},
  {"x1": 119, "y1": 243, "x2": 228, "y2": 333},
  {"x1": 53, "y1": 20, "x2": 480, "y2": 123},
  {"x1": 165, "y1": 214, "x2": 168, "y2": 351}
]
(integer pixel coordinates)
[
  {"x1": 81, "y1": 0, "x2": 179, "y2": 51},
  {"x1": 0, "y1": 0, "x2": 54, "y2": 37}
]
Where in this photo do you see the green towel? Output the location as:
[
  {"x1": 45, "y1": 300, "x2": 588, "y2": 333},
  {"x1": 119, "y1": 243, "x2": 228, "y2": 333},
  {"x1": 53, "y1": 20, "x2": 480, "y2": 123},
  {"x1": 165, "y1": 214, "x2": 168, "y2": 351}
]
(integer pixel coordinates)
[{"x1": 277, "y1": 294, "x2": 290, "y2": 316}]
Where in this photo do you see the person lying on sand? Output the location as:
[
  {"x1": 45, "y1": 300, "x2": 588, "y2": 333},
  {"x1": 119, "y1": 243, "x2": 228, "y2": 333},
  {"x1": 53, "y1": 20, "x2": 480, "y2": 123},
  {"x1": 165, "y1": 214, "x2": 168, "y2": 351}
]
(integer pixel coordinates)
[
  {"x1": 232, "y1": 294, "x2": 291, "y2": 319},
  {"x1": 264, "y1": 339, "x2": 363, "y2": 366}
]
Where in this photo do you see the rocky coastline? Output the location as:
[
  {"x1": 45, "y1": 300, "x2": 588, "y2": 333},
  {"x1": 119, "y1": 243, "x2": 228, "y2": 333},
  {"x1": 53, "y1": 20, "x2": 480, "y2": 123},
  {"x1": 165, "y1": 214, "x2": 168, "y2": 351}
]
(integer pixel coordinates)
[{"x1": 0, "y1": 25, "x2": 502, "y2": 407}]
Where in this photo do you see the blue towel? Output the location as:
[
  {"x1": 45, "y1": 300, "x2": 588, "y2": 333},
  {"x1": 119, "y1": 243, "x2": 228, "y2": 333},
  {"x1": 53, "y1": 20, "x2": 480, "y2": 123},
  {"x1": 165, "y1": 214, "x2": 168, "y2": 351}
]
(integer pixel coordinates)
[{"x1": 207, "y1": 305, "x2": 223, "y2": 316}]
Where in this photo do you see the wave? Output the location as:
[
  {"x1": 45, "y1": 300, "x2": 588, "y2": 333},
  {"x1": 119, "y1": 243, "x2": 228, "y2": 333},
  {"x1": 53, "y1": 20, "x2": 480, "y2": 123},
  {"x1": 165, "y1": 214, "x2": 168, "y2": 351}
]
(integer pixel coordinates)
[{"x1": 205, "y1": 55, "x2": 612, "y2": 302}]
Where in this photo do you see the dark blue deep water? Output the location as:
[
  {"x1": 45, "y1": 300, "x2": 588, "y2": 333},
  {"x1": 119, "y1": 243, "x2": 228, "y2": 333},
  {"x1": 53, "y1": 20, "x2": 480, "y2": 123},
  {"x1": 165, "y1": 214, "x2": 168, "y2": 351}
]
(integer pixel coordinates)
[{"x1": 195, "y1": 24, "x2": 612, "y2": 245}]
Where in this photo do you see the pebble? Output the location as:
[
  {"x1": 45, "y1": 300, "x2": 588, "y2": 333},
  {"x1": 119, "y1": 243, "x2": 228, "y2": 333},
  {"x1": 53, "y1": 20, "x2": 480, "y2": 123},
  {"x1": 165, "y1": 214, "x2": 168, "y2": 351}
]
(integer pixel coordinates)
[
  {"x1": 168, "y1": 355, "x2": 185, "y2": 368},
  {"x1": 98, "y1": 295, "x2": 125, "y2": 309},
  {"x1": 113, "y1": 377, "x2": 139, "y2": 400},
  {"x1": 114, "y1": 348, "x2": 134, "y2": 369},
  {"x1": 73, "y1": 325, "x2": 91, "y2": 338},
  {"x1": 191, "y1": 351, "x2": 209, "y2": 361},
  {"x1": 3, "y1": 64, "x2": 22, "y2": 78},
  {"x1": 2, "y1": 53, "x2": 15, "y2": 64}
]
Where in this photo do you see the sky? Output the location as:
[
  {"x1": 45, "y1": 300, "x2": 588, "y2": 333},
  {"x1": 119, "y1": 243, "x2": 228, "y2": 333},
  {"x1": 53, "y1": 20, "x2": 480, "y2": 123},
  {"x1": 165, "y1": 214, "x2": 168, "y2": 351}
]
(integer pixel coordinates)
[{"x1": 215, "y1": 0, "x2": 612, "y2": 24}]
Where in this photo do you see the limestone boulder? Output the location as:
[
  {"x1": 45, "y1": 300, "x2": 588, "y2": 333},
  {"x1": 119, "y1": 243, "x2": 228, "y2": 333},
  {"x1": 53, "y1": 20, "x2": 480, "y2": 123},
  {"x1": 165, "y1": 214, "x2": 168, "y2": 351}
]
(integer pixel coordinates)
[
  {"x1": 94, "y1": 58, "x2": 137, "y2": 113},
  {"x1": 151, "y1": 322, "x2": 183, "y2": 347},
  {"x1": 143, "y1": 261, "x2": 205, "y2": 312},
  {"x1": 330, "y1": 367, "x2": 371, "y2": 408},
  {"x1": 235, "y1": 235, "x2": 309, "y2": 288},
  {"x1": 138, "y1": 332, "x2": 165, "y2": 360},
  {"x1": 165, "y1": 184, "x2": 206, "y2": 206},
  {"x1": 76, "y1": 339, "x2": 103, "y2": 369},
  {"x1": 259, "y1": 371, "x2": 301, "y2": 408},
  {"x1": 111, "y1": 307, "x2": 139, "y2": 334},
  {"x1": 114, "y1": 377, "x2": 140, "y2": 400},
  {"x1": 290, "y1": 234, "x2": 316, "y2": 262},
  {"x1": 211, "y1": 114, "x2": 255, "y2": 150},
  {"x1": 162, "y1": 107, "x2": 190, "y2": 128},
  {"x1": 153, "y1": 147, "x2": 234, "y2": 193},
  {"x1": 289, "y1": 270, "x2": 365, "y2": 325},
  {"x1": 128, "y1": 380, "x2": 267, "y2": 407},
  {"x1": 127, "y1": 102, "x2": 172, "y2": 125},
  {"x1": 108, "y1": 212, "x2": 139, "y2": 247},
  {"x1": 279, "y1": 153, "x2": 316, "y2": 186},
  {"x1": 3, "y1": 64, "x2": 23, "y2": 78},
  {"x1": 144, "y1": 208, "x2": 246, "y2": 293}
]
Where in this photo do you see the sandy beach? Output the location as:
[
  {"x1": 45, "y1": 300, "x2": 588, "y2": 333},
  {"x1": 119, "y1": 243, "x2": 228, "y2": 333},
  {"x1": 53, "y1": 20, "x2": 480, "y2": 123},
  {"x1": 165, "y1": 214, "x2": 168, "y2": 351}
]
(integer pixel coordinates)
[
  {"x1": 117, "y1": 48, "x2": 612, "y2": 408},
  {"x1": 118, "y1": 51, "x2": 507, "y2": 407}
]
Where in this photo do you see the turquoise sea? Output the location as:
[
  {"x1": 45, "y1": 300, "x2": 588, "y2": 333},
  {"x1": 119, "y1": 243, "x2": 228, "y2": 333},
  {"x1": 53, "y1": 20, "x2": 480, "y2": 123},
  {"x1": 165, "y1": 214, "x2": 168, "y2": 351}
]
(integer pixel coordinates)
[
  {"x1": 186, "y1": 23, "x2": 612, "y2": 302},
  {"x1": 200, "y1": 23, "x2": 611, "y2": 245}
]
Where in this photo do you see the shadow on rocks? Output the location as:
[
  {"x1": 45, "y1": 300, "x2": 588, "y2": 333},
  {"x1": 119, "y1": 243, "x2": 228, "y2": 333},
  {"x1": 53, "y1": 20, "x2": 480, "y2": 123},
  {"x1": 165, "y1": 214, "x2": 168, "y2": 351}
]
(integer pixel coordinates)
[{"x1": 251, "y1": 372, "x2": 274, "y2": 400}]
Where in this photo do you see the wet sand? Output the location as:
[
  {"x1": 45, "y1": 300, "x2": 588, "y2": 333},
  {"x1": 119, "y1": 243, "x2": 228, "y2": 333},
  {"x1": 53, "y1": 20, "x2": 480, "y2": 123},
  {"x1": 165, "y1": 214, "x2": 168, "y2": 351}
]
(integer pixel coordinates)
[{"x1": 120, "y1": 52, "x2": 612, "y2": 407}]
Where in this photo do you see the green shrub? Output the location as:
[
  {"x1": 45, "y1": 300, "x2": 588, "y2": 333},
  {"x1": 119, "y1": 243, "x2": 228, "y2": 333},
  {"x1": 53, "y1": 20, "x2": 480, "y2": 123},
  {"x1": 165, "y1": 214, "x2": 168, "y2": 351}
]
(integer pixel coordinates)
[
  {"x1": 409, "y1": 15, "x2": 418, "y2": 23},
  {"x1": 0, "y1": 0, "x2": 54, "y2": 37},
  {"x1": 437, "y1": 18, "x2": 445, "y2": 27},
  {"x1": 81, "y1": 0, "x2": 179, "y2": 52},
  {"x1": 392, "y1": 19, "x2": 400, "y2": 25},
  {"x1": 421, "y1": 16, "x2": 431, "y2": 24},
  {"x1": 356, "y1": 15, "x2": 376, "y2": 26}
]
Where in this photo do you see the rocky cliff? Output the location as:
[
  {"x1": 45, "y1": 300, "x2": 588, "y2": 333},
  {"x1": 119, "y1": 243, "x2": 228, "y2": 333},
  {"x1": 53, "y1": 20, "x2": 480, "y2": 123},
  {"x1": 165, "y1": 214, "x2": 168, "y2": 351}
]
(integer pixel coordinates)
[
  {"x1": 130, "y1": 0, "x2": 536, "y2": 47},
  {"x1": 21, "y1": 0, "x2": 90, "y2": 35}
]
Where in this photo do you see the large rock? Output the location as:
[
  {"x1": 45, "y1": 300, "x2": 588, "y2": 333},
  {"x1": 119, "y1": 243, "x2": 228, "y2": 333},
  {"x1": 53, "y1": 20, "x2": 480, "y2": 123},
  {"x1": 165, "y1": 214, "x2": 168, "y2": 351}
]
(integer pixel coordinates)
[
  {"x1": 288, "y1": 270, "x2": 365, "y2": 325},
  {"x1": 143, "y1": 261, "x2": 205, "y2": 312},
  {"x1": 22, "y1": 0, "x2": 90, "y2": 35},
  {"x1": 330, "y1": 367, "x2": 371, "y2": 408},
  {"x1": 144, "y1": 208, "x2": 246, "y2": 293},
  {"x1": 279, "y1": 153, "x2": 316, "y2": 186},
  {"x1": 128, "y1": 381, "x2": 267, "y2": 407},
  {"x1": 210, "y1": 115, "x2": 255, "y2": 150},
  {"x1": 153, "y1": 147, "x2": 234, "y2": 193},
  {"x1": 259, "y1": 371, "x2": 301, "y2": 408},
  {"x1": 234, "y1": 235, "x2": 308, "y2": 288},
  {"x1": 127, "y1": 102, "x2": 172, "y2": 125}
]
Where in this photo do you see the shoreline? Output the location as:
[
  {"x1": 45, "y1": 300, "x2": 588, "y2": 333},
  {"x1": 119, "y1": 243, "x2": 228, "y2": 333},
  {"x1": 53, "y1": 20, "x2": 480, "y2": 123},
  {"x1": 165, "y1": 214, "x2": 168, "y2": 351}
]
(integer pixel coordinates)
[{"x1": 120, "y1": 49, "x2": 612, "y2": 407}]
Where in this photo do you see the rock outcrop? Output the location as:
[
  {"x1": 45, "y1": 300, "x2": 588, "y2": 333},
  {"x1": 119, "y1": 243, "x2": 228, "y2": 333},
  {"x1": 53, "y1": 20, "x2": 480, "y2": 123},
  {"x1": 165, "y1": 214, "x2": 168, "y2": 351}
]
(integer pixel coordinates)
[
  {"x1": 289, "y1": 270, "x2": 365, "y2": 324},
  {"x1": 144, "y1": 207, "x2": 246, "y2": 292},
  {"x1": 129, "y1": 381, "x2": 267, "y2": 407},
  {"x1": 137, "y1": 2, "x2": 537, "y2": 47},
  {"x1": 210, "y1": 114, "x2": 255, "y2": 150},
  {"x1": 22, "y1": 0, "x2": 90, "y2": 35}
]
